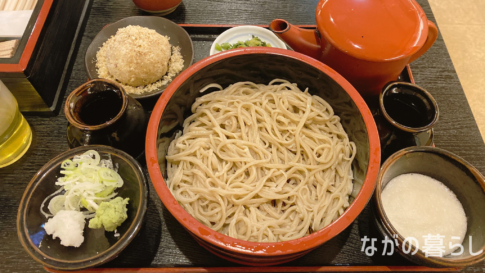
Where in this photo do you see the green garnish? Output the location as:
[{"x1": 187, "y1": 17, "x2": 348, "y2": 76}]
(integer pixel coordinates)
[
  {"x1": 215, "y1": 35, "x2": 272, "y2": 52},
  {"x1": 221, "y1": 42, "x2": 232, "y2": 50}
]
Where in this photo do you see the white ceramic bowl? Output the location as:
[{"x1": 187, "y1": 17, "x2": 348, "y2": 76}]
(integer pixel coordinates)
[{"x1": 209, "y1": 26, "x2": 287, "y2": 55}]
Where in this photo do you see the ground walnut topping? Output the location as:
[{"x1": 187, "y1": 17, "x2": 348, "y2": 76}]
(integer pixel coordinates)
[{"x1": 95, "y1": 25, "x2": 184, "y2": 95}]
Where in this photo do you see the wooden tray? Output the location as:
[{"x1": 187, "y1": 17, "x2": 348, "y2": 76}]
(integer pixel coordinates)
[
  {"x1": 44, "y1": 24, "x2": 458, "y2": 273},
  {"x1": 0, "y1": 0, "x2": 92, "y2": 116}
]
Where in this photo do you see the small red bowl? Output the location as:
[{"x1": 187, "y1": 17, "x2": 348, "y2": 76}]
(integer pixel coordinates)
[
  {"x1": 132, "y1": 0, "x2": 182, "y2": 15},
  {"x1": 146, "y1": 47, "x2": 381, "y2": 266}
]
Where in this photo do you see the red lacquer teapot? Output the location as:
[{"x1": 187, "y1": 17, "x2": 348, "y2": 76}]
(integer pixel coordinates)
[{"x1": 270, "y1": 0, "x2": 438, "y2": 97}]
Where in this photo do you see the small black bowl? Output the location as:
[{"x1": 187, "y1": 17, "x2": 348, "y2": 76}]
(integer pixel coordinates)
[
  {"x1": 17, "y1": 145, "x2": 148, "y2": 271},
  {"x1": 85, "y1": 16, "x2": 194, "y2": 102},
  {"x1": 377, "y1": 81, "x2": 439, "y2": 161}
]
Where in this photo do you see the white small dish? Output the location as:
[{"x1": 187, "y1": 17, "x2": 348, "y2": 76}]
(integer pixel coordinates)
[{"x1": 210, "y1": 26, "x2": 287, "y2": 55}]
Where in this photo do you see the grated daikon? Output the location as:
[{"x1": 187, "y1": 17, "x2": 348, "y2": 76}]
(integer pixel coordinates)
[{"x1": 382, "y1": 173, "x2": 467, "y2": 256}]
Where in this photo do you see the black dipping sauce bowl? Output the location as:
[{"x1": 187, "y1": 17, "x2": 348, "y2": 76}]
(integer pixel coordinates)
[
  {"x1": 378, "y1": 82, "x2": 439, "y2": 160},
  {"x1": 17, "y1": 145, "x2": 148, "y2": 271},
  {"x1": 374, "y1": 146, "x2": 485, "y2": 268},
  {"x1": 380, "y1": 82, "x2": 439, "y2": 133}
]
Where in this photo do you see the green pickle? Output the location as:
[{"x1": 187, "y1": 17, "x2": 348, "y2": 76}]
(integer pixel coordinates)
[{"x1": 215, "y1": 35, "x2": 273, "y2": 52}]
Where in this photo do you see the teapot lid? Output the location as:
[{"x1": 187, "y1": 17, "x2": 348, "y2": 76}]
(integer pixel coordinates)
[{"x1": 316, "y1": 0, "x2": 429, "y2": 61}]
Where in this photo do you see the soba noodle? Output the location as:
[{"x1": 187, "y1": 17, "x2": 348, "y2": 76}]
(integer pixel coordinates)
[{"x1": 166, "y1": 79, "x2": 356, "y2": 242}]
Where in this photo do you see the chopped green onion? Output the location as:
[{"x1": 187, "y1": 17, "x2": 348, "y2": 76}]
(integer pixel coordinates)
[
  {"x1": 41, "y1": 150, "x2": 125, "y2": 220},
  {"x1": 61, "y1": 160, "x2": 75, "y2": 170},
  {"x1": 99, "y1": 167, "x2": 119, "y2": 182},
  {"x1": 81, "y1": 197, "x2": 95, "y2": 212},
  {"x1": 96, "y1": 186, "x2": 115, "y2": 197},
  {"x1": 48, "y1": 195, "x2": 66, "y2": 216}
]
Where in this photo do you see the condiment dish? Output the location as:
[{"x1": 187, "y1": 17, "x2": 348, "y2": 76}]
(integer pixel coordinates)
[
  {"x1": 210, "y1": 26, "x2": 287, "y2": 55},
  {"x1": 132, "y1": 0, "x2": 182, "y2": 15},
  {"x1": 17, "y1": 145, "x2": 148, "y2": 271},
  {"x1": 374, "y1": 146, "x2": 485, "y2": 268},
  {"x1": 65, "y1": 79, "x2": 149, "y2": 159},
  {"x1": 85, "y1": 16, "x2": 194, "y2": 101}
]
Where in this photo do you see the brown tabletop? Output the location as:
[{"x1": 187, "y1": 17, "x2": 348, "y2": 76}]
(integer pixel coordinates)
[{"x1": 1, "y1": 0, "x2": 484, "y2": 272}]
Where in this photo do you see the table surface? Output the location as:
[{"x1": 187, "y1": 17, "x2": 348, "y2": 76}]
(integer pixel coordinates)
[{"x1": 2, "y1": 0, "x2": 485, "y2": 272}]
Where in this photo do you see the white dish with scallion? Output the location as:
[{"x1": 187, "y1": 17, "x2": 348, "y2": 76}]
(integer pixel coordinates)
[{"x1": 209, "y1": 26, "x2": 287, "y2": 56}]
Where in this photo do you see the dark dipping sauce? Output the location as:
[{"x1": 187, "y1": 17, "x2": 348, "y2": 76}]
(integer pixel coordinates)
[
  {"x1": 78, "y1": 91, "x2": 123, "y2": 125},
  {"x1": 383, "y1": 92, "x2": 430, "y2": 128}
]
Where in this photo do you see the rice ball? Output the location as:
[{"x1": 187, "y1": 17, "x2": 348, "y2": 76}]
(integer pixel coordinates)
[{"x1": 106, "y1": 25, "x2": 171, "y2": 87}]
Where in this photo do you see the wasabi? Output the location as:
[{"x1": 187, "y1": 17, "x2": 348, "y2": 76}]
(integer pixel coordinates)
[{"x1": 89, "y1": 197, "x2": 130, "y2": 232}]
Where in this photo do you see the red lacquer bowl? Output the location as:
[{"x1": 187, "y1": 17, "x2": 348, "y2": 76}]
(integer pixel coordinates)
[
  {"x1": 146, "y1": 47, "x2": 381, "y2": 266},
  {"x1": 132, "y1": 0, "x2": 182, "y2": 15}
]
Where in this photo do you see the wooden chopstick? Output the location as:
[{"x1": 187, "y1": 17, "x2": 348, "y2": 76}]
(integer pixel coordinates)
[
  {"x1": 24, "y1": 0, "x2": 33, "y2": 10},
  {"x1": 0, "y1": 39, "x2": 19, "y2": 50},
  {"x1": 0, "y1": 0, "x2": 7, "y2": 11},
  {"x1": 4, "y1": 0, "x2": 17, "y2": 11},
  {"x1": 0, "y1": 0, "x2": 36, "y2": 10},
  {"x1": 0, "y1": 39, "x2": 19, "y2": 58},
  {"x1": 15, "y1": 0, "x2": 25, "y2": 10}
]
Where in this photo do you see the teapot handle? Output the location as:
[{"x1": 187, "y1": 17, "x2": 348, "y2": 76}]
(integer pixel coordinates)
[{"x1": 408, "y1": 21, "x2": 439, "y2": 63}]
